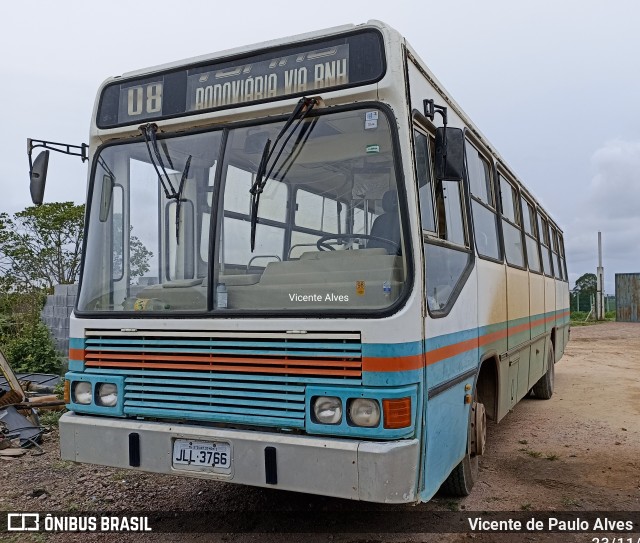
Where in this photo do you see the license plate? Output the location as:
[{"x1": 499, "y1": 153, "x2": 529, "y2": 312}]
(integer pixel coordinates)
[{"x1": 172, "y1": 439, "x2": 231, "y2": 473}]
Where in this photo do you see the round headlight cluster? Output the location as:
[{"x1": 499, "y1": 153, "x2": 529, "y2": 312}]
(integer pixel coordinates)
[
  {"x1": 96, "y1": 383, "x2": 118, "y2": 407},
  {"x1": 348, "y1": 398, "x2": 380, "y2": 427},
  {"x1": 72, "y1": 381, "x2": 92, "y2": 405},
  {"x1": 312, "y1": 396, "x2": 342, "y2": 424},
  {"x1": 312, "y1": 396, "x2": 381, "y2": 427}
]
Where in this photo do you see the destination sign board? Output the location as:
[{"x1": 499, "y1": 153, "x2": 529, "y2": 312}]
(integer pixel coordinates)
[
  {"x1": 186, "y1": 44, "x2": 349, "y2": 111},
  {"x1": 97, "y1": 30, "x2": 384, "y2": 128}
]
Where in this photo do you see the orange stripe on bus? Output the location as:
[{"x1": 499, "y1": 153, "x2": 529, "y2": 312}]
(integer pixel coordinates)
[
  {"x1": 425, "y1": 337, "x2": 478, "y2": 366},
  {"x1": 69, "y1": 349, "x2": 84, "y2": 361},
  {"x1": 84, "y1": 353, "x2": 360, "y2": 368},
  {"x1": 84, "y1": 360, "x2": 361, "y2": 377}
]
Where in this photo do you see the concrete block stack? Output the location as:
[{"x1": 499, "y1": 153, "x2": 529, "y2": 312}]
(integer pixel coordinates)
[{"x1": 41, "y1": 284, "x2": 78, "y2": 367}]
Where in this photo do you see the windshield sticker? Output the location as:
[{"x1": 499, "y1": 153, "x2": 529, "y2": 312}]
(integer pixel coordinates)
[
  {"x1": 356, "y1": 281, "x2": 366, "y2": 296},
  {"x1": 366, "y1": 144, "x2": 380, "y2": 154},
  {"x1": 365, "y1": 111, "x2": 378, "y2": 130}
]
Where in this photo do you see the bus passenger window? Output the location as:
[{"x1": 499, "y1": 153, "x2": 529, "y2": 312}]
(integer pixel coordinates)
[
  {"x1": 466, "y1": 140, "x2": 500, "y2": 260},
  {"x1": 551, "y1": 227, "x2": 564, "y2": 280},
  {"x1": 425, "y1": 243, "x2": 470, "y2": 312},
  {"x1": 422, "y1": 134, "x2": 471, "y2": 315},
  {"x1": 558, "y1": 232, "x2": 568, "y2": 281},
  {"x1": 537, "y1": 213, "x2": 554, "y2": 277},
  {"x1": 521, "y1": 196, "x2": 541, "y2": 273},
  {"x1": 437, "y1": 180, "x2": 466, "y2": 245},
  {"x1": 499, "y1": 175, "x2": 525, "y2": 268},
  {"x1": 413, "y1": 130, "x2": 436, "y2": 232}
]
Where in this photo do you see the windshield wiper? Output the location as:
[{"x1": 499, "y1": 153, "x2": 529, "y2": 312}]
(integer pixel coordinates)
[
  {"x1": 249, "y1": 97, "x2": 317, "y2": 251},
  {"x1": 140, "y1": 123, "x2": 178, "y2": 199},
  {"x1": 140, "y1": 123, "x2": 192, "y2": 242}
]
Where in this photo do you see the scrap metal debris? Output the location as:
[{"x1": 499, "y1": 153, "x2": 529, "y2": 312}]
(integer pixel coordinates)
[
  {"x1": 0, "y1": 349, "x2": 65, "y2": 454},
  {"x1": 0, "y1": 405, "x2": 44, "y2": 447}
]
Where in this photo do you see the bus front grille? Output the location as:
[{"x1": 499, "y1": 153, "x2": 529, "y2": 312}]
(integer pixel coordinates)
[{"x1": 81, "y1": 330, "x2": 362, "y2": 428}]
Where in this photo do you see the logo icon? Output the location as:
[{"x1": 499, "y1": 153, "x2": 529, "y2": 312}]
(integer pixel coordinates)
[{"x1": 7, "y1": 513, "x2": 40, "y2": 531}]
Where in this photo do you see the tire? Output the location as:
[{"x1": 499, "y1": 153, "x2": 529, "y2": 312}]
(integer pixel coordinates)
[
  {"x1": 440, "y1": 398, "x2": 486, "y2": 496},
  {"x1": 532, "y1": 342, "x2": 555, "y2": 400},
  {"x1": 440, "y1": 448, "x2": 478, "y2": 496}
]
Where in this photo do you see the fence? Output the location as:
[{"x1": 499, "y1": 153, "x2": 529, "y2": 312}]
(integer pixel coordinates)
[{"x1": 570, "y1": 293, "x2": 615, "y2": 314}]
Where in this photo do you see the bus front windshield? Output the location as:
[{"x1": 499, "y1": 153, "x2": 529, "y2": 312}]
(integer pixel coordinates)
[{"x1": 78, "y1": 106, "x2": 409, "y2": 314}]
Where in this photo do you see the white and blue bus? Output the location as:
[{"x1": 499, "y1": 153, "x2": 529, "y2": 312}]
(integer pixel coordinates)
[{"x1": 31, "y1": 20, "x2": 569, "y2": 502}]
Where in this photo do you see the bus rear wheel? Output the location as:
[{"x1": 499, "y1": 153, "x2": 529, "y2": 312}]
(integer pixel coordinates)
[
  {"x1": 532, "y1": 342, "x2": 555, "y2": 399},
  {"x1": 441, "y1": 397, "x2": 486, "y2": 496}
]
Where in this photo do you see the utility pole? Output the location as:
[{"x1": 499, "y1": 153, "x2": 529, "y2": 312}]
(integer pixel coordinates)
[{"x1": 596, "y1": 231, "x2": 605, "y2": 320}]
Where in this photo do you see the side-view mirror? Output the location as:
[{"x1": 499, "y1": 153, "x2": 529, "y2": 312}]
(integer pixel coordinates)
[
  {"x1": 29, "y1": 150, "x2": 50, "y2": 205},
  {"x1": 435, "y1": 127, "x2": 465, "y2": 181},
  {"x1": 99, "y1": 174, "x2": 114, "y2": 222}
]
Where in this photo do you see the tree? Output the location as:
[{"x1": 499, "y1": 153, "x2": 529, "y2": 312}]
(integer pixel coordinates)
[
  {"x1": 573, "y1": 272, "x2": 597, "y2": 295},
  {"x1": 0, "y1": 202, "x2": 84, "y2": 292}
]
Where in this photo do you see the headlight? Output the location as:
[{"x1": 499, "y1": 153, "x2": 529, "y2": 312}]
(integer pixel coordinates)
[
  {"x1": 312, "y1": 396, "x2": 342, "y2": 424},
  {"x1": 96, "y1": 383, "x2": 118, "y2": 407},
  {"x1": 348, "y1": 398, "x2": 380, "y2": 427},
  {"x1": 72, "y1": 381, "x2": 92, "y2": 405}
]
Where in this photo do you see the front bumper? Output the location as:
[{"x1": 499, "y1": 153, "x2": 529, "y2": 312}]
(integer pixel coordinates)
[{"x1": 59, "y1": 412, "x2": 420, "y2": 503}]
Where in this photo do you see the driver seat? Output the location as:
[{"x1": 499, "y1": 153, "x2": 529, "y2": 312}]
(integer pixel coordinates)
[{"x1": 368, "y1": 190, "x2": 401, "y2": 253}]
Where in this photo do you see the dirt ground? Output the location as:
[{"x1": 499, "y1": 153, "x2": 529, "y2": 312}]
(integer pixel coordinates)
[{"x1": 1, "y1": 322, "x2": 638, "y2": 543}]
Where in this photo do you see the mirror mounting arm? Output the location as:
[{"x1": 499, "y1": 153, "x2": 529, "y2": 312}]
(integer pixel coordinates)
[
  {"x1": 27, "y1": 138, "x2": 88, "y2": 172},
  {"x1": 424, "y1": 100, "x2": 451, "y2": 177},
  {"x1": 423, "y1": 99, "x2": 448, "y2": 128},
  {"x1": 27, "y1": 138, "x2": 88, "y2": 205}
]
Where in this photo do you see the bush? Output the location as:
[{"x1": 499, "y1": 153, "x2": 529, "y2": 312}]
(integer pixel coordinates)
[
  {"x1": 3, "y1": 321, "x2": 61, "y2": 374},
  {"x1": 0, "y1": 291, "x2": 45, "y2": 337}
]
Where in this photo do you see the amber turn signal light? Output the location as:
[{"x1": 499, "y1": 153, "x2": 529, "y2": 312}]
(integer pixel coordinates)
[
  {"x1": 383, "y1": 397, "x2": 411, "y2": 429},
  {"x1": 63, "y1": 380, "x2": 70, "y2": 403}
]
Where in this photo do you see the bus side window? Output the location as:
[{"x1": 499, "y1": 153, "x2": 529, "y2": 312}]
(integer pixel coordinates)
[
  {"x1": 416, "y1": 128, "x2": 472, "y2": 315},
  {"x1": 499, "y1": 174, "x2": 525, "y2": 268},
  {"x1": 465, "y1": 139, "x2": 500, "y2": 260},
  {"x1": 521, "y1": 196, "x2": 541, "y2": 273},
  {"x1": 558, "y1": 232, "x2": 568, "y2": 281},
  {"x1": 537, "y1": 213, "x2": 554, "y2": 277},
  {"x1": 413, "y1": 130, "x2": 436, "y2": 232},
  {"x1": 550, "y1": 227, "x2": 563, "y2": 280}
]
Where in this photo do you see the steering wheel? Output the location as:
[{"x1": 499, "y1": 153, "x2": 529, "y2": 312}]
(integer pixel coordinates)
[{"x1": 315, "y1": 233, "x2": 400, "y2": 253}]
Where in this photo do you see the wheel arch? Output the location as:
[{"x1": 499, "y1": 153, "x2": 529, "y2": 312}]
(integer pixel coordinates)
[{"x1": 475, "y1": 352, "x2": 499, "y2": 422}]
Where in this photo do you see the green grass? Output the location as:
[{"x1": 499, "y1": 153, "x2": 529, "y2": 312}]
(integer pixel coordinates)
[
  {"x1": 570, "y1": 310, "x2": 616, "y2": 326},
  {"x1": 39, "y1": 409, "x2": 65, "y2": 427},
  {"x1": 444, "y1": 500, "x2": 460, "y2": 511}
]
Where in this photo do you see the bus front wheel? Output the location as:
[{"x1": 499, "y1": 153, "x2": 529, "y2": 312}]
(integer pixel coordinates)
[{"x1": 441, "y1": 397, "x2": 486, "y2": 496}]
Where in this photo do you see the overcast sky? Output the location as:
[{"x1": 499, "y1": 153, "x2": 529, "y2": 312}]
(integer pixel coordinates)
[{"x1": 2, "y1": 0, "x2": 638, "y2": 293}]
